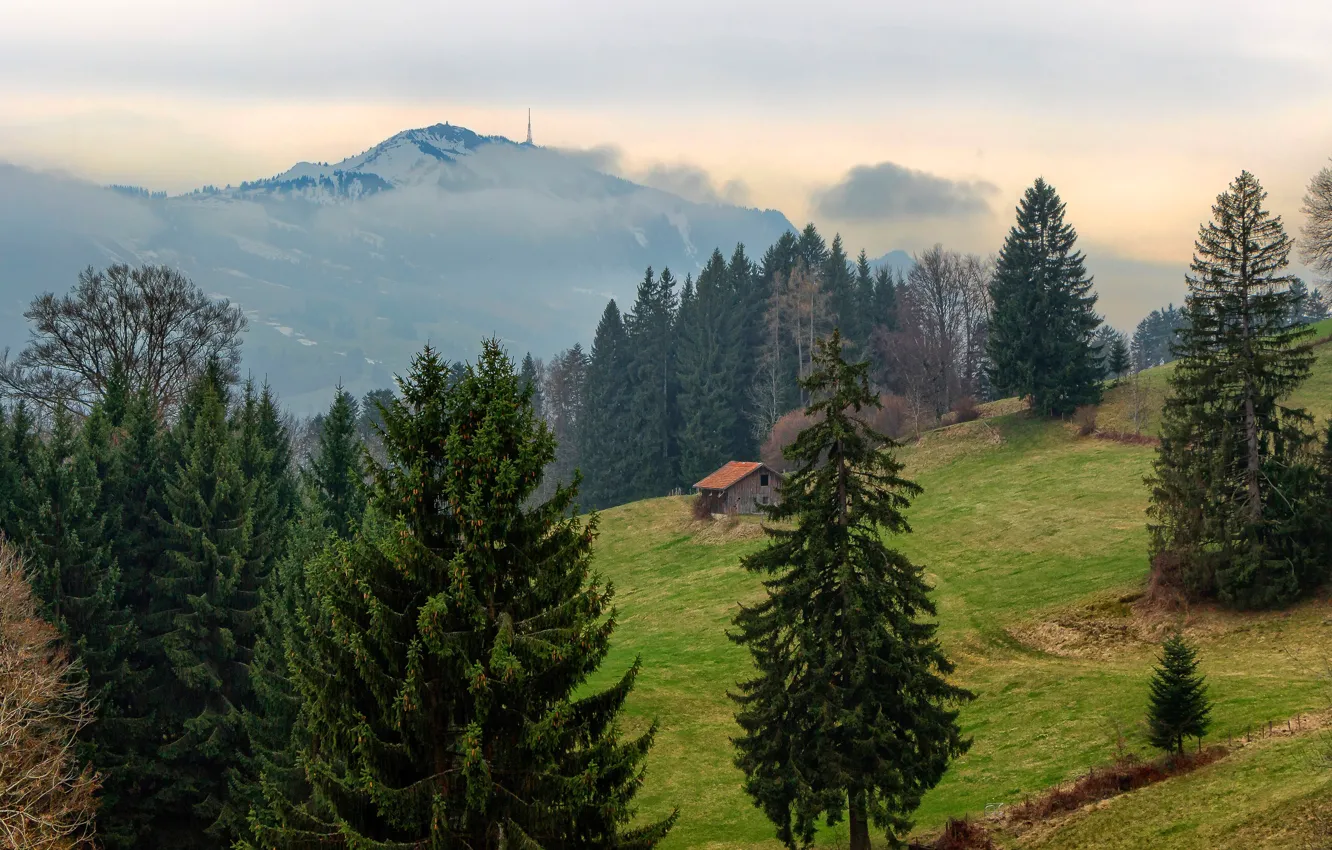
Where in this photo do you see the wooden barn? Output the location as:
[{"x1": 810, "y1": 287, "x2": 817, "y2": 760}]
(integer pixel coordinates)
[{"x1": 693, "y1": 461, "x2": 783, "y2": 515}]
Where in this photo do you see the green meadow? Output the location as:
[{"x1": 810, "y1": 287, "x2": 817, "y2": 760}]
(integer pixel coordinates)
[{"x1": 587, "y1": 338, "x2": 1332, "y2": 848}]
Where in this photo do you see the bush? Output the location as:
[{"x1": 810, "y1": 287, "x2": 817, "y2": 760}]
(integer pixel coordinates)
[
  {"x1": 761, "y1": 409, "x2": 821, "y2": 471},
  {"x1": 869, "y1": 393, "x2": 913, "y2": 439},
  {"x1": 0, "y1": 542, "x2": 99, "y2": 850},
  {"x1": 950, "y1": 396, "x2": 981, "y2": 425},
  {"x1": 1073, "y1": 404, "x2": 1098, "y2": 436}
]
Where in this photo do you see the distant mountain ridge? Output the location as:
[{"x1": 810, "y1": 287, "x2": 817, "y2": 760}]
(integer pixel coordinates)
[{"x1": 0, "y1": 122, "x2": 797, "y2": 412}]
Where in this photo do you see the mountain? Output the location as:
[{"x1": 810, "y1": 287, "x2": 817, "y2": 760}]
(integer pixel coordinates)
[
  {"x1": 871, "y1": 249, "x2": 915, "y2": 276},
  {"x1": 0, "y1": 124, "x2": 795, "y2": 411}
]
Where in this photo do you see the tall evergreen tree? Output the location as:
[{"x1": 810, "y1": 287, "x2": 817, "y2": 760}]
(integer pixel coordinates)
[
  {"x1": 95, "y1": 386, "x2": 170, "y2": 849},
  {"x1": 22, "y1": 405, "x2": 133, "y2": 827},
  {"x1": 987, "y1": 178, "x2": 1103, "y2": 415},
  {"x1": 823, "y1": 234, "x2": 857, "y2": 341},
  {"x1": 1146, "y1": 635, "x2": 1211, "y2": 756},
  {"x1": 677, "y1": 250, "x2": 744, "y2": 486},
  {"x1": 728, "y1": 243, "x2": 764, "y2": 460},
  {"x1": 253, "y1": 342, "x2": 675, "y2": 848},
  {"x1": 521, "y1": 352, "x2": 545, "y2": 421},
  {"x1": 1107, "y1": 333, "x2": 1131, "y2": 382},
  {"x1": 1148, "y1": 171, "x2": 1322, "y2": 607},
  {"x1": 848, "y1": 250, "x2": 877, "y2": 356},
  {"x1": 148, "y1": 367, "x2": 255, "y2": 848},
  {"x1": 624, "y1": 267, "x2": 680, "y2": 498},
  {"x1": 731, "y1": 331, "x2": 971, "y2": 850},
  {"x1": 580, "y1": 300, "x2": 635, "y2": 509},
  {"x1": 308, "y1": 387, "x2": 366, "y2": 537},
  {"x1": 22, "y1": 408, "x2": 122, "y2": 684}
]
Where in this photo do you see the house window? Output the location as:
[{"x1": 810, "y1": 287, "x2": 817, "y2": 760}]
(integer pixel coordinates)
[
  {"x1": 760, "y1": 496, "x2": 769, "y2": 505},
  {"x1": 760, "y1": 473, "x2": 769, "y2": 487}
]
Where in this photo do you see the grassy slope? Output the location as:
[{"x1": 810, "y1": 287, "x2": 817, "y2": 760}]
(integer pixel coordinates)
[
  {"x1": 1098, "y1": 317, "x2": 1332, "y2": 436},
  {"x1": 590, "y1": 335, "x2": 1332, "y2": 848}
]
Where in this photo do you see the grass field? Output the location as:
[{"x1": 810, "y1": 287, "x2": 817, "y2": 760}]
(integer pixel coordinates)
[
  {"x1": 587, "y1": 346, "x2": 1332, "y2": 849},
  {"x1": 1098, "y1": 317, "x2": 1332, "y2": 436}
]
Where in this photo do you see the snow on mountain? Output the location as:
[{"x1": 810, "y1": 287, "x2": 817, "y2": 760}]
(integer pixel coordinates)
[{"x1": 232, "y1": 124, "x2": 515, "y2": 202}]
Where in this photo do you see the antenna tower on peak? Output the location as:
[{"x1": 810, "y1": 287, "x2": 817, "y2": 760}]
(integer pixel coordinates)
[{"x1": 526, "y1": 108, "x2": 533, "y2": 145}]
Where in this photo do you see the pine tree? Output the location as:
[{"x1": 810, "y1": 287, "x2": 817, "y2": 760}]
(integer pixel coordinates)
[
  {"x1": 96, "y1": 386, "x2": 170, "y2": 850},
  {"x1": 849, "y1": 250, "x2": 877, "y2": 356},
  {"x1": 1146, "y1": 634, "x2": 1211, "y2": 756},
  {"x1": 253, "y1": 341, "x2": 675, "y2": 848},
  {"x1": 581, "y1": 300, "x2": 635, "y2": 509},
  {"x1": 521, "y1": 352, "x2": 545, "y2": 421},
  {"x1": 731, "y1": 331, "x2": 972, "y2": 850},
  {"x1": 1107, "y1": 334, "x2": 1131, "y2": 382},
  {"x1": 149, "y1": 367, "x2": 255, "y2": 848},
  {"x1": 677, "y1": 250, "x2": 743, "y2": 486},
  {"x1": 987, "y1": 178, "x2": 1103, "y2": 415},
  {"x1": 823, "y1": 234, "x2": 857, "y2": 344},
  {"x1": 728, "y1": 243, "x2": 764, "y2": 460},
  {"x1": 1148, "y1": 171, "x2": 1321, "y2": 607},
  {"x1": 308, "y1": 387, "x2": 366, "y2": 537},
  {"x1": 624, "y1": 267, "x2": 680, "y2": 498},
  {"x1": 21, "y1": 406, "x2": 133, "y2": 830}
]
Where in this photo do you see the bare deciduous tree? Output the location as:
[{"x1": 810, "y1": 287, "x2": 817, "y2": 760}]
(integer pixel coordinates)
[
  {"x1": 877, "y1": 246, "x2": 991, "y2": 418},
  {"x1": 747, "y1": 274, "x2": 787, "y2": 444},
  {"x1": 0, "y1": 542, "x2": 98, "y2": 850},
  {"x1": 0, "y1": 264, "x2": 247, "y2": 417},
  {"x1": 1302, "y1": 160, "x2": 1332, "y2": 281}
]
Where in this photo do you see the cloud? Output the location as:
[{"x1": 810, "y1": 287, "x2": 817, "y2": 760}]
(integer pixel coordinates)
[
  {"x1": 553, "y1": 144, "x2": 623, "y2": 175},
  {"x1": 637, "y1": 163, "x2": 751, "y2": 206},
  {"x1": 812, "y1": 162, "x2": 998, "y2": 222}
]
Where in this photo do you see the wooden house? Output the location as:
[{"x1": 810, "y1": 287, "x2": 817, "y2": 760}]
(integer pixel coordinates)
[{"x1": 692, "y1": 461, "x2": 783, "y2": 515}]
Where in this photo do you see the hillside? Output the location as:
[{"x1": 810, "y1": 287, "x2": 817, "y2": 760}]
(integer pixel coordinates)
[
  {"x1": 1098, "y1": 317, "x2": 1332, "y2": 436},
  {"x1": 586, "y1": 349, "x2": 1332, "y2": 848}
]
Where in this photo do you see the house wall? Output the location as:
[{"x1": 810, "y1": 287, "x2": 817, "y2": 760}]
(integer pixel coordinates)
[{"x1": 719, "y1": 469, "x2": 781, "y2": 515}]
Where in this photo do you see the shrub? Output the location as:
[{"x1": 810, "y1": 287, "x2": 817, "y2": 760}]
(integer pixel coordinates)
[
  {"x1": 0, "y1": 541, "x2": 99, "y2": 850},
  {"x1": 762, "y1": 395, "x2": 916, "y2": 471},
  {"x1": 950, "y1": 396, "x2": 981, "y2": 425},
  {"x1": 761, "y1": 409, "x2": 820, "y2": 471},
  {"x1": 1073, "y1": 404, "x2": 1098, "y2": 436},
  {"x1": 869, "y1": 393, "x2": 913, "y2": 439}
]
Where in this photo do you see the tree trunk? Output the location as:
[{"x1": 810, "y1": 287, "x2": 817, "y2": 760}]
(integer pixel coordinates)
[
  {"x1": 849, "y1": 793, "x2": 872, "y2": 850},
  {"x1": 1243, "y1": 390, "x2": 1261, "y2": 521}
]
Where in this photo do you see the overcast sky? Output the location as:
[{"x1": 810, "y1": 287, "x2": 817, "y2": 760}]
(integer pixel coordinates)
[{"x1": 3, "y1": 0, "x2": 1331, "y2": 322}]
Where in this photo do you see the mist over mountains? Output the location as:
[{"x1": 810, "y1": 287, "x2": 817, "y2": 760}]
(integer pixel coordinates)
[{"x1": 0, "y1": 123, "x2": 795, "y2": 411}]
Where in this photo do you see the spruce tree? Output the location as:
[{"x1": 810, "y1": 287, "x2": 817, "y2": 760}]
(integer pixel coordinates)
[
  {"x1": 677, "y1": 250, "x2": 743, "y2": 485},
  {"x1": 580, "y1": 300, "x2": 634, "y2": 509},
  {"x1": 987, "y1": 178, "x2": 1103, "y2": 415},
  {"x1": 1148, "y1": 171, "x2": 1321, "y2": 607},
  {"x1": 308, "y1": 386, "x2": 366, "y2": 537},
  {"x1": 1146, "y1": 634, "x2": 1211, "y2": 756},
  {"x1": 731, "y1": 330, "x2": 971, "y2": 850},
  {"x1": 728, "y1": 243, "x2": 764, "y2": 460},
  {"x1": 849, "y1": 250, "x2": 877, "y2": 356},
  {"x1": 22, "y1": 406, "x2": 133, "y2": 826},
  {"x1": 96, "y1": 386, "x2": 170, "y2": 850},
  {"x1": 253, "y1": 342, "x2": 675, "y2": 848},
  {"x1": 149, "y1": 367, "x2": 255, "y2": 848},
  {"x1": 1107, "y1": 334, "x2": 1131, "y2": 382},
  {"x1": 624, "y1": 267, "x2": 680, "y2": 499},
  {"x1": 521, "y1": 352, "x2": 545, "y2": 421},
  {"x1": 22, "y1": 407, "x2": 122, "y2": 685}
]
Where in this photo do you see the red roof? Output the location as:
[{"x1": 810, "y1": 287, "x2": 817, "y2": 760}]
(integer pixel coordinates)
[{"x1": 693, "y1": 461, "x2": 771, "y2": 491}]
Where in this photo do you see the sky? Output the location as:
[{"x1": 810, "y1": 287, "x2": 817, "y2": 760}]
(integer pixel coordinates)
[{"x1": 2, "y1": 0, "x2": 1331, "y2": 325}]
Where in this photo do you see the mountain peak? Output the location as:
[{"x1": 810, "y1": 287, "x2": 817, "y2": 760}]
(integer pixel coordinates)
[{"x1": 233, "y1": 121, "x2": 525, "y2": 201}]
